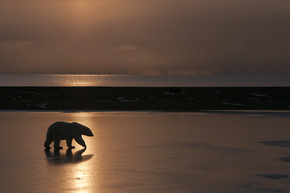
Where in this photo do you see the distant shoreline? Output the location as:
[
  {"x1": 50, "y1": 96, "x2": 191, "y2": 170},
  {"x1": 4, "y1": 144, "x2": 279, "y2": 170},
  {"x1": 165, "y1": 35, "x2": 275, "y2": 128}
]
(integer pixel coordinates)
[
  {"x1": 2, "y1": 74, "x2": 290, "y2": 87},
  {"x1": 1, "y1": 87, "x2": 290, "y2": 111}
]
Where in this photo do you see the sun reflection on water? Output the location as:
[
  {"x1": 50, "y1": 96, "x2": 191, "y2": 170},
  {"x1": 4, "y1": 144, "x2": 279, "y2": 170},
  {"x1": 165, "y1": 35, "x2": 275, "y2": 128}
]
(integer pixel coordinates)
[
  {"x1": 67, "y1": 112, "x2": 100, "y2": 193},
  {"x1": 49, "y1": 74, "x2": 106, "y2": 86}
]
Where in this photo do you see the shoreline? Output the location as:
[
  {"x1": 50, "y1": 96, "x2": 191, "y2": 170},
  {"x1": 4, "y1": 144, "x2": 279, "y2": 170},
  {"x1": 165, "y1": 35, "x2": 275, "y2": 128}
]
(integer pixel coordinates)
[
  {"x1": 1, "y1": 87, "x2": 290, "y2": 111},
  {"x1": 1, "y1": 110, "x2": 290, "y2": 119}
]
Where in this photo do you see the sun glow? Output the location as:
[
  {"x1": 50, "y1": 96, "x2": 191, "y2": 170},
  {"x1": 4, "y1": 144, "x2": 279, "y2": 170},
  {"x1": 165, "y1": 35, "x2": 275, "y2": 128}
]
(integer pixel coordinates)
[{"x1": 69, "y1": 0, "x2": 96, "y2": 37}]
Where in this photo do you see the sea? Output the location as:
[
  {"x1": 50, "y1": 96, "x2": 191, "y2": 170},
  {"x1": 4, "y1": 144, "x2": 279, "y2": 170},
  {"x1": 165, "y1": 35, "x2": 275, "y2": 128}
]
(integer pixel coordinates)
[{"x1": 1, "y1": 74, "x2": 290, "y2": 87}]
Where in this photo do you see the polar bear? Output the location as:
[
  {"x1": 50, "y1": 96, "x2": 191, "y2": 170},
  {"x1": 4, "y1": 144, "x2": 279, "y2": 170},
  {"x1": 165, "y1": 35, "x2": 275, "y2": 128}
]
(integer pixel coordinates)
[{"x1": 44, "y1": 121, "x2": 94, "y2": 150}]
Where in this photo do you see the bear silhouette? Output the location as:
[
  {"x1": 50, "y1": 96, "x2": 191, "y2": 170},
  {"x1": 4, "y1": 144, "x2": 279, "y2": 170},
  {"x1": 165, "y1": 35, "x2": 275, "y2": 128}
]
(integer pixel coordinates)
[{"x1": 44, "y1": 121, "x2": 94, "y2": 150}]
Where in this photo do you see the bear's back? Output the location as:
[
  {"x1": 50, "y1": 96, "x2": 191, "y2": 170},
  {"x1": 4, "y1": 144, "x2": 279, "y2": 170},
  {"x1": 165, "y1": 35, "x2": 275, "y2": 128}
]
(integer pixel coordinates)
[{"x1": 48, "y1": 122, "x2": 78, "y2": 139}]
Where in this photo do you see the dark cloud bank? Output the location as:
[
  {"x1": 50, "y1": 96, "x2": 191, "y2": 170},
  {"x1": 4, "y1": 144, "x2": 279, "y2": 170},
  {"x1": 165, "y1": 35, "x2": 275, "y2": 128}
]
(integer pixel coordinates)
[{"x1": 1, "y1": 0, "x2": 290, "y2": 75}]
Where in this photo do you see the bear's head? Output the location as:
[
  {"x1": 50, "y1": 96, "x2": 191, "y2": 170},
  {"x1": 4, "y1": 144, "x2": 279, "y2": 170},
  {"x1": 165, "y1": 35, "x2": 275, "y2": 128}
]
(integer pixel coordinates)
[
  {"x1": 82, "y1": 126, "x2": 94, "y2": 137},
  {"x1": 72, "y1": 122, "x2": 94, "y2": 137}
]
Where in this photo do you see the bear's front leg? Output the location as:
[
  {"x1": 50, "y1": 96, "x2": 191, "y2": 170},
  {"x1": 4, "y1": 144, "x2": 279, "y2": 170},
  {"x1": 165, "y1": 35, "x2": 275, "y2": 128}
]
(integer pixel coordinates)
[
  {"x1": 54, "y1": 139, "x2": 63, "y2": 149},
  {"x1": 66, "y1": 138, "x2": 75, "y2": 149},
  {"x1": 74, "y1": 136, "x2": 87, "y2": 149}
]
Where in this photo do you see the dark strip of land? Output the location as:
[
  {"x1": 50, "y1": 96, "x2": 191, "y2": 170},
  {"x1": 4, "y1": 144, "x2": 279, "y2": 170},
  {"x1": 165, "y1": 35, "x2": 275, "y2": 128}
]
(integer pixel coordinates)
[{"x1": 1, "y1": 87, "x2": 290, "y2": 111}]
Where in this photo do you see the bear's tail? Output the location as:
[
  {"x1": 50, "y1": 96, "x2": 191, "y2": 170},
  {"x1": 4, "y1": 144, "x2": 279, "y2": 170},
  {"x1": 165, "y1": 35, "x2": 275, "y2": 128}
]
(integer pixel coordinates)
[
  {"x1": 44, "y1": 125, "x2": 54, "y2": 149},
  {"x1": 46, "y1": 125, "x2": 53, "y2": 137}
]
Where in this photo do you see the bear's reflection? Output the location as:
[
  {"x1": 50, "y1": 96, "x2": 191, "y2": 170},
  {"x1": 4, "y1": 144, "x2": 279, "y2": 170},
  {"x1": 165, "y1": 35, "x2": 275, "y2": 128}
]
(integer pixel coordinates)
[{"x1": 44, "y1": 148, "x2": 93, "y2": 165}]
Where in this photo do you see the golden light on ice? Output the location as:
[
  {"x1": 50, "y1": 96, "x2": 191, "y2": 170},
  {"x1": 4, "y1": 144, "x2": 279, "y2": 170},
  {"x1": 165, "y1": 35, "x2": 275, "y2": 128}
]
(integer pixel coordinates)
[
  {"x1": 69, "y1": 112, "x2": 100, "y2": 193},
  {"x1": 71, "y1": 111, "x2": 95, "y2": 125},
  {"x1": 73, "y1": 162, "x2": 91, "y2": 193}
]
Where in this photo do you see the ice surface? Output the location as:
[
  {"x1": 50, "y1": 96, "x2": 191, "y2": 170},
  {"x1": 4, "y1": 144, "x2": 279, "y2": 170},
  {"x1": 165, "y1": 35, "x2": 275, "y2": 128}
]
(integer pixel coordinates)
[{"x1": 0, "y1": 111, "x2": 290, "y2": 193}]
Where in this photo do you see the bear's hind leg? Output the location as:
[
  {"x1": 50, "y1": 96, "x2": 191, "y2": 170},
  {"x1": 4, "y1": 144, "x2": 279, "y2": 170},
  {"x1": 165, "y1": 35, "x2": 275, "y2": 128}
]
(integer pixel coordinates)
[
  {"x1": 44, "y1": 137, "x2": 53, "y2": 149},
  {"x1": 54, "y1": 138, "x2": 63, "y2": 150},
  {"x1": 66, "y1": 138, "x2": 75, "y2": 149}
]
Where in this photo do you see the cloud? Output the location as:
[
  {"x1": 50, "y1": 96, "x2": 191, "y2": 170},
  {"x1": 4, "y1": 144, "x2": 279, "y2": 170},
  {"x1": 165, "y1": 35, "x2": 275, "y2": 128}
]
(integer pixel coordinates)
[
  {"x1": 1, "y1": 0, "x2": 290, "y2": 75},
  {"x1": 115, "y1": 45, "x2": 140, "y2": 51},
  {"x1": 0, "y1": 41, "x2": 32, "y2": 54}
]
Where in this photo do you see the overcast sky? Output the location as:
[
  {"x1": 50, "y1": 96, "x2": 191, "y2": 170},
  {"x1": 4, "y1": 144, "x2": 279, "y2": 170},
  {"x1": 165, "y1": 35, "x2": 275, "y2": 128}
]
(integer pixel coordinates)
[{"x1": 1, "y1": 0, "x2": 290, "y2": 75}]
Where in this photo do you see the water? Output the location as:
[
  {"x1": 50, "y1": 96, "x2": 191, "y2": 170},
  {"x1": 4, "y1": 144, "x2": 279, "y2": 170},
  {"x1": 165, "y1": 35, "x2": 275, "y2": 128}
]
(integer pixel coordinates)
[
  {"x1": 1, "y1": 111, "x2": 290, "y2": 193},
  {"x1": 1, "y1": 74, "x2": 290, "y2": 87}
]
